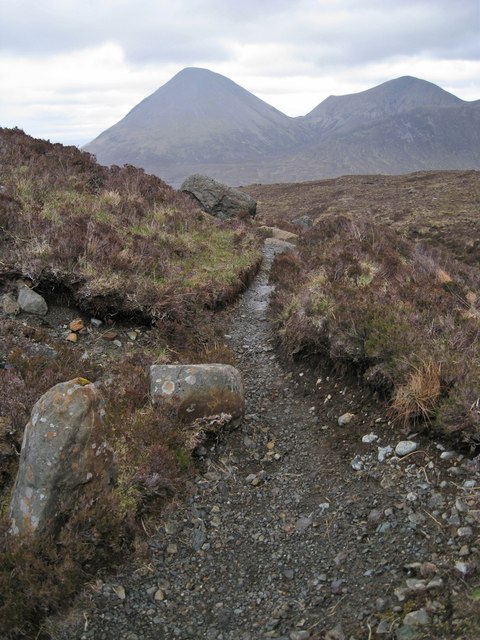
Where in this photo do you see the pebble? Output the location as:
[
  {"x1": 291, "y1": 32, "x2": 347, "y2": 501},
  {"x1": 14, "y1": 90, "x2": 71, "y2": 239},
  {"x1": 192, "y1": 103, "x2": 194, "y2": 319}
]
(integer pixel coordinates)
[
  {"x1": 403, "y1": 609, "x2": 430, "y2": 626},
  {"x1": 362, "y1": 432, "x2": 378, "y2": 443},
  {"x1": 378, "y1": 445, "x2": 393, "y2": 462},
  {"x1": 351, "y1": 455, "x2": 364, "y2": 471},
  {"x1": 337, "y1": 412, "x2": 355, "y2": 426},
  {"x1": 457, "y1": 526, "x2": 473, "y2": 537},
  {"x1": 395, "y1": 441, "x2": 418, "y2": 457}
]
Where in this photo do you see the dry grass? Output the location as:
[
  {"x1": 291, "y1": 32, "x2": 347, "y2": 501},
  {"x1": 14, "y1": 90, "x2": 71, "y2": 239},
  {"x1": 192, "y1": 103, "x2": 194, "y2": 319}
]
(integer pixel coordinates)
[{"x1": 390, "y1": 360, "x2": 442, "y2": 428}]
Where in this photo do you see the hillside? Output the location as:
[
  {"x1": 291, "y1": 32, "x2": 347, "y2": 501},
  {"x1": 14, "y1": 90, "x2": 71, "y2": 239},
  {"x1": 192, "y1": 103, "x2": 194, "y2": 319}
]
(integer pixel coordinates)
[
  {"x1": 244, "y1": 170, "x2": 480, "y2": 265},
  {"x1": 84, "y1": 68, "x2": 480, "y2": 186}
]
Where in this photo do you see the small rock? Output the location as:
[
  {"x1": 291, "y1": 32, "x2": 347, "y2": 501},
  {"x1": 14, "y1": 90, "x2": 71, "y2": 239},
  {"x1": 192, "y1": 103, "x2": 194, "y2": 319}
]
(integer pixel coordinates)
[
  {"x1": 69, "y1": 318, "x2": 84, "y2": 332},
  {"x1": 17, "y1": 285, "x2": 48, "y2": 315},
  {"x1": 395, "y1": 441, "x2": 418, "y2": 457},
  {"x1": 378, "y1": 445, "x2": 393, "y2": 462},
  {"x1": 362, "y1": 432, "x2": 378, "y2": 443},
  {"x1": 338, "y1": 412, "x2": 355, "y2": 426},
  {"x1": 66, "y1": 332, "x2": 78, "y2": 343},
  {"x1": 351, "y1": 455, "x2": 364, "y2": 471},
  {"x1": 395, "y1": 627, "x2": 421, "y2": 640},
  {"x1": 457, "y1": 526, "x2": 473, "y2": 537},
  {"x1": 403, "y1": 609, "x2": 430, "y2": 626},
  {"x1": 454, "y1": 561, "x2": 471, "y2": 575},
  {"x1": 154, "y1": 589, "x2": 164, "y2": 601},
  {"x1": 289, "y1": 631, "x2": 310, "y2": 640},
  {"x1": 166, "y1": 543, "x2": 177, "y2": 554},
  {"x1": 112, "y1": 339, "x2": 122, "y2": 348},
  {"x1": 406, "y1": 578, "x2": 427, "y2": 592},
  {"x1": 440, "y1": 451, "x2": 456, "y2": 460},
  {"x1": 376, "y1": 619, "x2": 390, "y2": 634},
  {"x1": 126, "y1": 331, "x2": 137, "y2": 341},
  {"x1": 459, "y1": 544, "x2": 470, "y2": 557},
  {"x1": 113, "y1": 585, "x2": 126, "y2": 600},
  {"x1": 102, "y1": 330, "x2": 118, "y2": 341},
  {"x1": 91, "y1": 318, "x2": 103, "y2": 328},
  {"x1": 324, "y1": 623, "x2": 345, "y2": 639}
]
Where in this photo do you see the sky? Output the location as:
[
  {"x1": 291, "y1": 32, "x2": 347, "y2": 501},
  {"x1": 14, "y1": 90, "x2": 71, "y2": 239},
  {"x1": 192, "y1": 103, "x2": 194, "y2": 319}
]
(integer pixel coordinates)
[{"x1": 0, "y1": 0, "x2": 479, "y2": 146}]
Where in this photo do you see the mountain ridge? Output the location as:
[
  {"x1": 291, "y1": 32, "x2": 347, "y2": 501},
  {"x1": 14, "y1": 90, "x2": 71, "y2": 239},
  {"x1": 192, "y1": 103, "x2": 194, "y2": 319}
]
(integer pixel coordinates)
[{"x1": 84, "y1": 68, "x2": 480, "y2": 186}]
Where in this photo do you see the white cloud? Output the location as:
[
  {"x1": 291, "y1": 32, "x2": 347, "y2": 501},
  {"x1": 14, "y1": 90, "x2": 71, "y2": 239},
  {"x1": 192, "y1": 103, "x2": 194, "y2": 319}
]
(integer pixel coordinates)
[{"x1": 0, "y1": 0, "x2": 478, "y2": 144}]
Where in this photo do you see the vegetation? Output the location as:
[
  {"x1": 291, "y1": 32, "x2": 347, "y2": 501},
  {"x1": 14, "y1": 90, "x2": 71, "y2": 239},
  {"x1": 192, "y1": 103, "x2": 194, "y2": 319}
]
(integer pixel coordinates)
[
  {"x1": 271, "y1": 213, "x2": 480, "y2": 444},
  {"x1": 0, "y1": 127, "x2": 260, "y2": 324},
  {"x1": 0, "y1": 128, "x2": 260, "y2": 638}
]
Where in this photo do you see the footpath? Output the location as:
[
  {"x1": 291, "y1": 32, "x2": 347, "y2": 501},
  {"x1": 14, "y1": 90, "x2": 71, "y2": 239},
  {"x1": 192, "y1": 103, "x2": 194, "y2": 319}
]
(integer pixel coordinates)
[{"x1": 53, "y1": 240, "x2": 479, "y2": 640}]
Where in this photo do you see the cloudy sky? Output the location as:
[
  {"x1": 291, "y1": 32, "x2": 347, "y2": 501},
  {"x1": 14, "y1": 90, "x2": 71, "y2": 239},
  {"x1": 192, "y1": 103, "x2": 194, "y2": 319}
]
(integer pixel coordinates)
[{"x1": 1, "y1": 0, "x2": 479, "y2": 146}]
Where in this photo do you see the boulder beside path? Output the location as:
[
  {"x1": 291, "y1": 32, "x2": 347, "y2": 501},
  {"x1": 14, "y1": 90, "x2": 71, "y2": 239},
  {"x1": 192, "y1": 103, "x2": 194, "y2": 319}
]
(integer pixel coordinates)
[
  {"x1": 149, "y1": 364, "x2": 244, "y2": 424},
  {"x1": 9, "y1": 378, "x2": 114, "y2": 535},
  {"x1": 180, "y1": 174, "x2": 256, "y2": 220}
]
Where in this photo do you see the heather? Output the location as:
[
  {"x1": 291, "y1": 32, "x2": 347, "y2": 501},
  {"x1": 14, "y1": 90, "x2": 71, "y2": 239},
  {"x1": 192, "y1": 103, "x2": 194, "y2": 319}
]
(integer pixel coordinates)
[{"x1": 271, "y1": 214, "x2": 480, "y2": 444}]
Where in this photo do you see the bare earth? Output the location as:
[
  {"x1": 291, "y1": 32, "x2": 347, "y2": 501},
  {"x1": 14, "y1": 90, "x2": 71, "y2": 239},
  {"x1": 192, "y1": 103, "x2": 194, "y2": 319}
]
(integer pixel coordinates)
[{"x1": 50, "y1": 240, "x2": 479, "y2": 640}]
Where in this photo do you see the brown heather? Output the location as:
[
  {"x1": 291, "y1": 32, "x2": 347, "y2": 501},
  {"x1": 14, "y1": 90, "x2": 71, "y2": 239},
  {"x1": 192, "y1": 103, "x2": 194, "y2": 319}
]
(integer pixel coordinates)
[{"x1": 271, "y1": 213, "x2": 480, "y2": 444}]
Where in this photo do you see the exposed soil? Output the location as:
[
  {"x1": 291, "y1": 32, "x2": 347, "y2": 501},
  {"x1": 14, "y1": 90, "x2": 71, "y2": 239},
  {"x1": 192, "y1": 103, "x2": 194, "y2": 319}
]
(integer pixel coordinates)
[{"x1": 46, "y1": 239, "x2": 479, "y2": 640}]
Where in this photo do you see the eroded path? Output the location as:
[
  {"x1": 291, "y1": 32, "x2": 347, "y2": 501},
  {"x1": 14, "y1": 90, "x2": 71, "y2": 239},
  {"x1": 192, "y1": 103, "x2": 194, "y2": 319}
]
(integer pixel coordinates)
[{"x1": 55, "y1": 241, "x2": 479, "y2": 640}]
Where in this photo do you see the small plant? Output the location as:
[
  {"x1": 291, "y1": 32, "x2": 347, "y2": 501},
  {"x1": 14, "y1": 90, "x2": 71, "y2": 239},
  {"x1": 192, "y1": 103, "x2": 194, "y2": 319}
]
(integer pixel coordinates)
[{"x1": 390, "y1": 360, "x2": 442, "y2": 428}]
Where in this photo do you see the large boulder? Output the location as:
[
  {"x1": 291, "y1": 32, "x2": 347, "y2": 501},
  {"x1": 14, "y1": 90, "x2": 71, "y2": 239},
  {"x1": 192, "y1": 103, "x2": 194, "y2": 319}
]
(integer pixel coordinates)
[
  {"x1": 9, "y1": 378, "x2": 114, "y2": 535},
  {"x1": 180, "y1": 174, "x2": 256, "y2": 220},
  {"x1": 17, "y1": 284, "x2": 48, "y2": 315},
  {"x1": 149, "y1": 364, "x2": 244, "y2": 424}
]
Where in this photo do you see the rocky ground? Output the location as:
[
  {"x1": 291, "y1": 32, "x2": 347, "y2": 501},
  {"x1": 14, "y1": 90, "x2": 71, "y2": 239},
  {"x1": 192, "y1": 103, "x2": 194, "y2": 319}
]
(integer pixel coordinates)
[{"x1": 44, "y1": 240, "x2": 479, "y2": 640}]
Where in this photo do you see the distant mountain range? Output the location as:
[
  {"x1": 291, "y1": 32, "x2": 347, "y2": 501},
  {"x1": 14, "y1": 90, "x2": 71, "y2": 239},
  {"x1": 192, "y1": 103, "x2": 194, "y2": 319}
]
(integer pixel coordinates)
[{"x1": 84, "y1": 68, "x2": 480, "y2": 187}]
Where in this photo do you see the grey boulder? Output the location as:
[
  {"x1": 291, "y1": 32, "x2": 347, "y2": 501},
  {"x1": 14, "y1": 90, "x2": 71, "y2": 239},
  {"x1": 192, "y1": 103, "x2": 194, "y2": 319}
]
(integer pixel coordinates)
[
  {"x1": 9, "y1": 378, "x2": 114, "y2": 535},
  {"x1": 180, "y1": 174, "x2": 256, "y2": 219},
  {"x1": 17, "y1": 285, "x2": 48, "y2": 315},
  {"x1": 149, "y1": 364, "x2": 244, "y2": 424}
]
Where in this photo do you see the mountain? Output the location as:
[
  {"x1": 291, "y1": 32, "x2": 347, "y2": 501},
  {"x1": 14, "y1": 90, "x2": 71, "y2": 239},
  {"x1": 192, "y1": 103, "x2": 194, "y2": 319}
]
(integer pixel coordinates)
[
  {"x1": 84, "y1": 67, "x2": 307, "y2": 185},
  {"x1": 84, "y1": 69, "x2": 480, "y2": 186}
]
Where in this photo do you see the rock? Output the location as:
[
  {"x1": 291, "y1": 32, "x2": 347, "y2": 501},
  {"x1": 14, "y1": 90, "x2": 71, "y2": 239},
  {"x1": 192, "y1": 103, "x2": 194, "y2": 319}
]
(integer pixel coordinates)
[
  {"x1": 457, "y1": 526, "x2": 473, "y2": 537},
  {"x1": 258, "y1": 226, "x2": 298, "y2": 243},
  {"x1": 17, "y1": 285, "x2": 48, "y2": 315},
  {"x1": 149, "y1": 364, "x2": 244, "y2": 424},
  {"x1": 69, "y1": 318, "x2": 84, "y2": 332},
  {"x1": 66, "y1": 332, "x2": 78, "y2": 343},
  {"x1": 91, "y1": 318, "x2": 103, "y2": 328},
  {"x1": 351, "y1": 455, "x2": 364, "y2": 470},
  {"x1": 180, "y1": 174, "x2": 256, "y2": 219},
  {"x1": 395, "y1": 626, "x2": 421, "y2": 640},
  {"x1": 362, "y1": 432, "x2": 378, "y2": 443},
  {"x1": 338, "y1": 412, "x2": 355, "y2": 426},
  {"x1": 9, "y1": 378, "x2": 114, "y2": 535},
  {"x1": 403, "y1": 609, "x2": 430, "y2": 626},
  {"x1": 1, "y1": 293, "x2": 20, "y2": 315},
  {"x1": 395, "y1": 441, "x2": 418, "y2": 457},
  {"x1": 291, "y1": 215, "x2": 313, "y2": 230},
  {"x1": 378, "y1": 445, "x2": 393, "y2": 462},
  {"x1": 113, "y1": 585, "x2": 126, "y2": 600},
  {"x1": 102, "y1": 330, "x2": 118, "y2": 341}
]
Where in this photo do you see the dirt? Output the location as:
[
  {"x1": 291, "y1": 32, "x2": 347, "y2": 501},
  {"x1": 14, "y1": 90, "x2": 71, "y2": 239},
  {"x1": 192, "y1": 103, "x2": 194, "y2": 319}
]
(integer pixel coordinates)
[{"x1": 45, "y1": 239, "x2": 479, "y2": 640}]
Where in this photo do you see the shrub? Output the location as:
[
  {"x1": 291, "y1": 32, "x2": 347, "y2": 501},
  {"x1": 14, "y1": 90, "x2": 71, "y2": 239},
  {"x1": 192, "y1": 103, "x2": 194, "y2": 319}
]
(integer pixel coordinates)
[{"x1": 272, "y1": 213, "x2": 480, "y2": 443}]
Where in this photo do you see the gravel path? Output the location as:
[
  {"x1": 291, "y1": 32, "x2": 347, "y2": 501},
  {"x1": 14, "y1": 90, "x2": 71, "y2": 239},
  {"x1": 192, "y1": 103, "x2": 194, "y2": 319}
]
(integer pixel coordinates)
[{"x1": 53, "y1": 240, "x2": 479, "y2": 640}]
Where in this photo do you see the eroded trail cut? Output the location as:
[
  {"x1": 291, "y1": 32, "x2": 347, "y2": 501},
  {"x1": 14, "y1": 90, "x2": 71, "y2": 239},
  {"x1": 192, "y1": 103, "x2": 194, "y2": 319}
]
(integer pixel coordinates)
[{"x1": 55, "y1": 241, "x2": 479, "y2": 640}]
